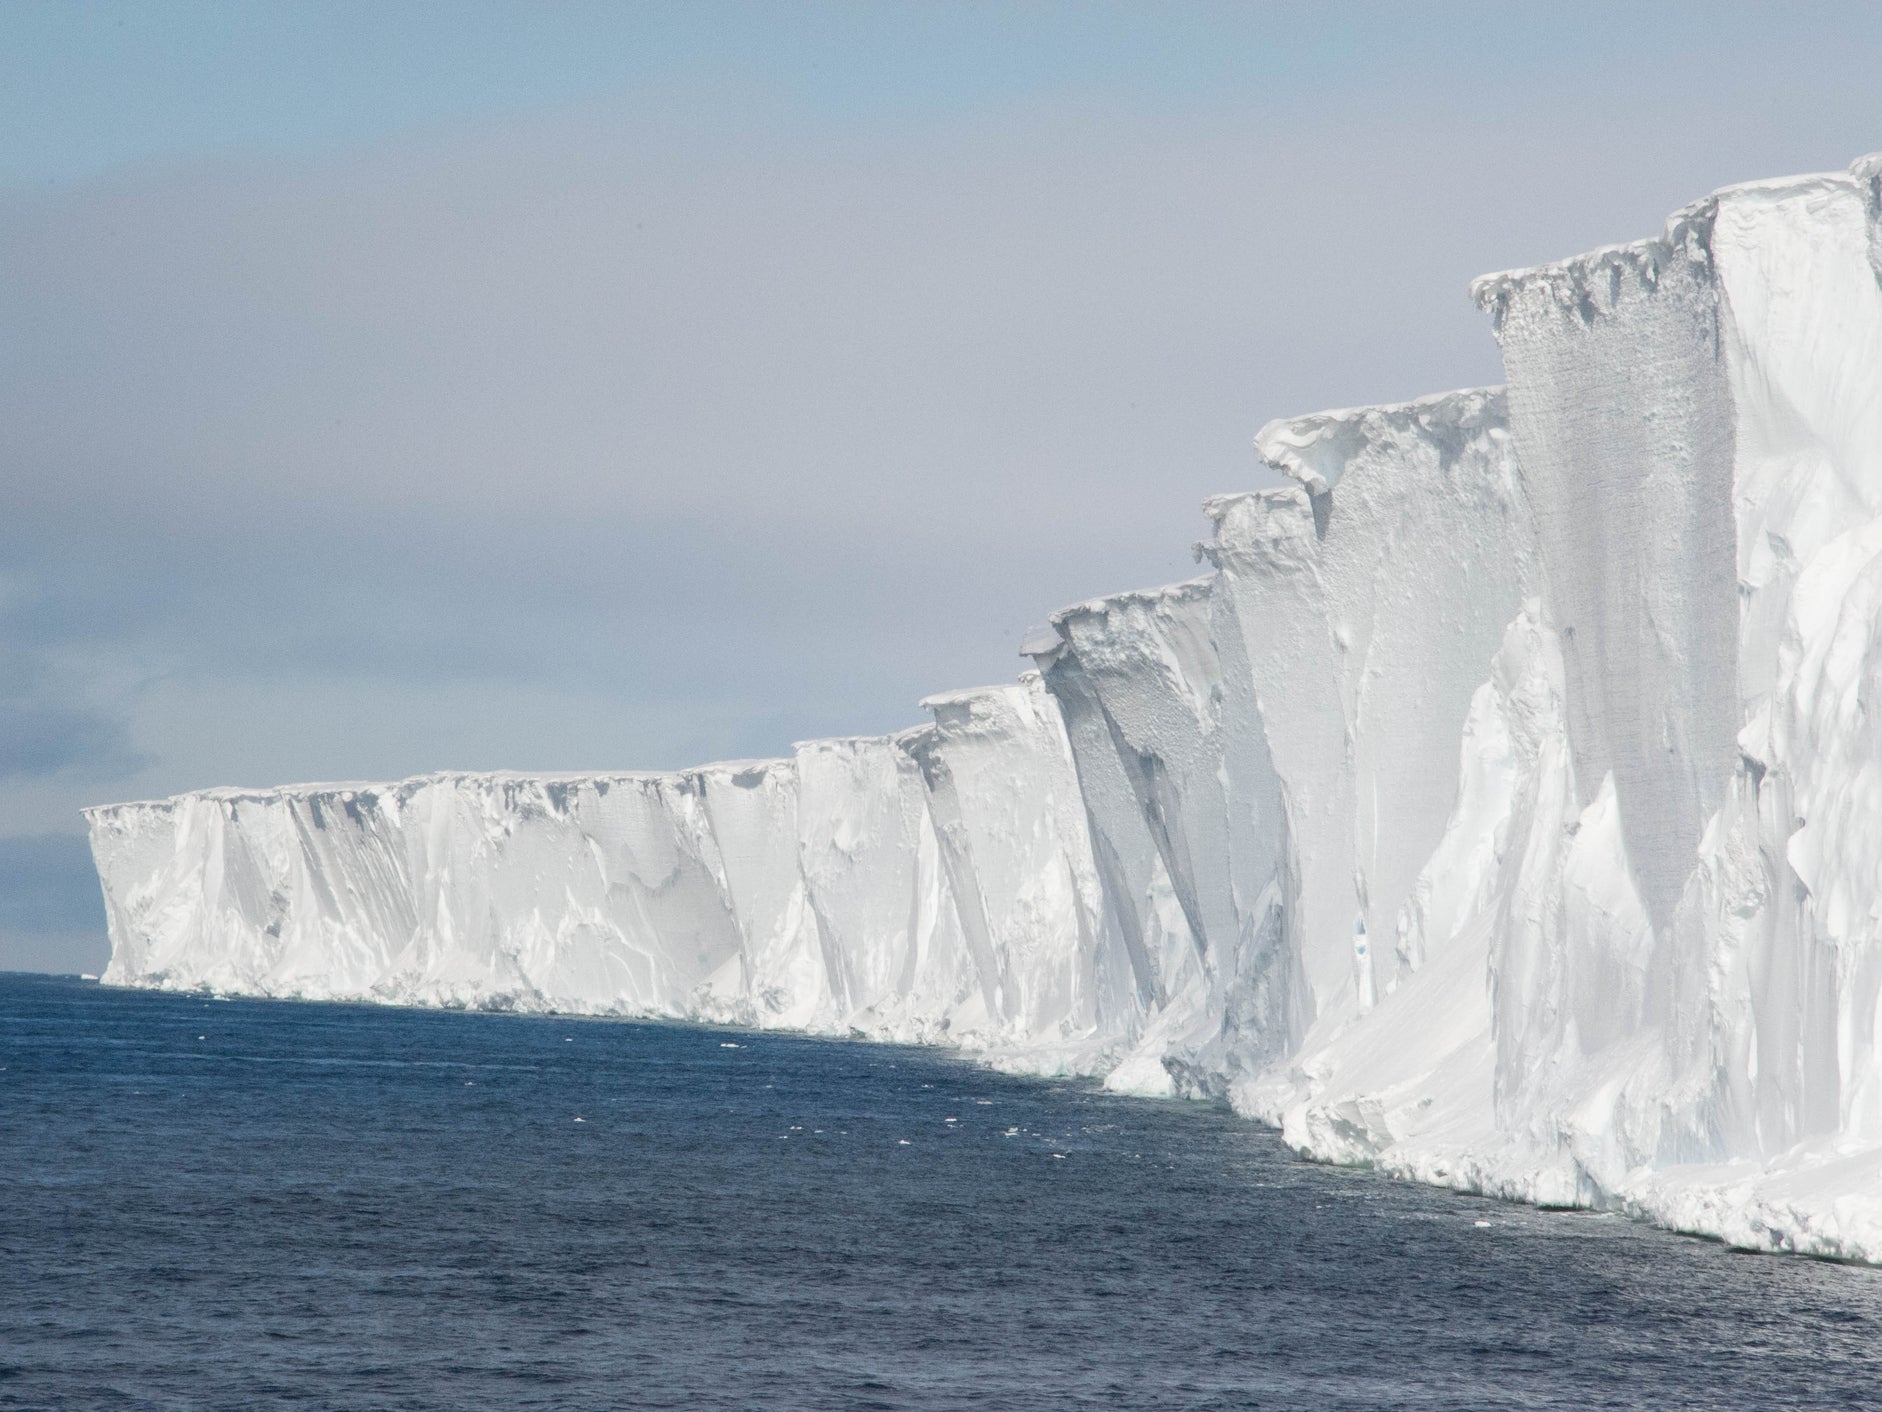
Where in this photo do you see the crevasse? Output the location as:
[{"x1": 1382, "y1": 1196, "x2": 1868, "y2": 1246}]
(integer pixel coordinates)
[{"x1": 89, "y1": 152, "x2": 1882, "y2": 1260}]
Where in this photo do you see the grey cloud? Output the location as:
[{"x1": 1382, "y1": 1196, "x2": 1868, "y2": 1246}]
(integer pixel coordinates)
[
  {"x1": 0, "y1": 833, "x2": 106, "y2": 934},
  {"x1": 0, "y1": 702, "x2": 147, "y2": 783}
]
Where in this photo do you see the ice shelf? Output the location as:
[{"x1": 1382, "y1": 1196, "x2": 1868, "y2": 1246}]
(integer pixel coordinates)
[{"x1": 90, "y1": 151, "x2": 1882, "y2": 1261}]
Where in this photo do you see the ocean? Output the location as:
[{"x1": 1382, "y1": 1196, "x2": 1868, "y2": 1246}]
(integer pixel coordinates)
[{"x1": 4, "y1": 972, "x2": 1879, "y2": 1410}]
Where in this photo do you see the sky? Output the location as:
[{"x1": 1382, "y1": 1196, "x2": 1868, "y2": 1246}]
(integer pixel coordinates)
[{"x1": 5, "y1": 0, "x2": 1882, "y2": 973}]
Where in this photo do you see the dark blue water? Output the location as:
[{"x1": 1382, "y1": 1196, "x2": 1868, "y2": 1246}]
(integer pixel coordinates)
[{"x1": 5, "y1": 974, "x2": 1881, "y2": 1410}]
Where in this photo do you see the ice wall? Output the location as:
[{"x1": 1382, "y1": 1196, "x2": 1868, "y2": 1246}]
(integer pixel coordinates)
[
  {"x1": 92, "y1": 149, "x2": 1882, "y2": 1261},
  {"x1": 91, "y1": 688, "x2": 1147, "y2": 1075},
  {"x1": 1173, "y1": 390, "x2": 1538, "y2": 1167},
  {"x1": 906, "y1": 674, "x2": 1127, "y2": 1057},
  {"x1": 1024, "y1": 627, "x2": 1212, "y2": 1095},
  {"x1": 1249, "y1": 156, "x2": 1882, "y2": 1256},
  {"x1": 1425, "y1": 159, "x2": 1882, "y2": 1253},
  {"x1": 1217, "y1": 389, "x2": 1533, "y2": 1009},
  {"x1": 1034, "y1": 576, "x2": 1299, "y2": 1094},
  {"x1": 89, "y1": 773, "x2": 750, "y2": 1015},
  {"x1": 1475, "y1": 212, "x2": 1740, "y2": 933}
]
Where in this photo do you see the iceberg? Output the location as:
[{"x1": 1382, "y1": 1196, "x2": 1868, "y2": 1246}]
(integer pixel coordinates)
[{"x1": 89, "y1": 151, "x2": 1882, "y2": 1260}]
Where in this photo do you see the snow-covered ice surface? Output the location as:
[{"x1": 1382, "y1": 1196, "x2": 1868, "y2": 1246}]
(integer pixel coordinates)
[{"x1": 91, "y1": 151, "x2": 1882, "y2": 1261}]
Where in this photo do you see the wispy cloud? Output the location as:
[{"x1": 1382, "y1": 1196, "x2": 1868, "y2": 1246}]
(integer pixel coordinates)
[
  {"x1": 0, "y1": 704, "x2": 148, "y2": 783},
  {"x1": 0, "y1": 833, "x2": 106, "y2": 933}
]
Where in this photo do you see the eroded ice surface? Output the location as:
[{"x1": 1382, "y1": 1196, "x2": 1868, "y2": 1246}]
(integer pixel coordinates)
[{"x1": 91, "y1": 151, "x2": 1882, "y2": 1261}]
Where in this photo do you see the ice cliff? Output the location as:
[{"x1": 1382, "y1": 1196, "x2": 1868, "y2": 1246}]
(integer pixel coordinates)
[
  {"x1": 90, "y1": 152, "x2": 1882, "y2": 1261},
  {"x1": 90, "y1": 676, "x2": 1132, "y2": 1070}
]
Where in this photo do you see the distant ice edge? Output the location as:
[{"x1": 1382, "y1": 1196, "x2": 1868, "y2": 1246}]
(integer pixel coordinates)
[{"x1": 89, "y1": 151, "x2": 1882, "y2": 1263}]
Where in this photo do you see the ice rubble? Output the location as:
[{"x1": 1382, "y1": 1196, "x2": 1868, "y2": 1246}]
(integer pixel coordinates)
[{"x1": 90, "y1": 152, "x2": 1882, "y2": 1259}]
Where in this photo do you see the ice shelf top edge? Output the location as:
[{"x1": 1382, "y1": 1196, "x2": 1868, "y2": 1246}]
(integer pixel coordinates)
[
  {"x1": 1045, "y1": 574, "x2": 1217, "y2": 634},
  {"x1": 917, "y1": 675, "x2": 1043, "y2": 712},
  {"x1": 82, "y1": 698, "x2": 1050, "y2": 818},
  {"x1": 81, "y1": 767, "x2": 796, "y2": 818},
  {"x1": 1252, "y1": 384, "x2": 1507, "y2": 496},
  {"x1": 1470, "y1": 152, "x2": 1880, "y2": 323}
]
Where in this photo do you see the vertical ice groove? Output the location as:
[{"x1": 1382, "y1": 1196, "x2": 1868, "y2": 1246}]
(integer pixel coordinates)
[
  {"x1": 693, "y1": 757, "x2": 830, "y2": 1030},
  {"x1": 1049, "y1": 579, "x2": 1230, "y2": 964},
  {"x1": 1708, "y1": 164, "x2": 1882, "y2": 1159},
  {"x1": 1044, "y1": 579, "x2": 1235, "y2": 1088},
  {"x1": 1250, "y1": 387, "x2": 1535, "y2": 989},
  {"x1": 792, "y1": 737, "x2": 929, "y2": 1029},
  {"x1": 1028, "y1": 632, "x2": 1210, "y2": 1098},
  {"x1": 1041, "y1": 572, "x2": 1303, "y2": 1091},
  {"x1": 1202, "y1": 485, "x2": 1350, "y2": 1017},
  {"x1": 910, "y1": 675, "x2": 1115, "y2": 1056},
  {"x1": 1029, "y1": 641, "x2": 1172, "y2": 1012},
  {"x1": 901, "y1": 718, "x2": 1005, "y2": 1022},
  {"x1": 1471, "y1": 203, "x2": 1740, "y2": 933}
]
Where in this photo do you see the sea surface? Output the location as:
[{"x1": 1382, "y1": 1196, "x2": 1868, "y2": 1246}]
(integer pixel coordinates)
[{"x1": 5, "y1": 974, "x2": 1882, "y2": 1410}]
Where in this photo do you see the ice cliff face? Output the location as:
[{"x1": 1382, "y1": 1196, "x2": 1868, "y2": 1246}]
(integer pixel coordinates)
[
  {"x1": 91, "y1": 677, "x2": 1137, "y2": 1072},
  {"x1": 1456, "y1": 159, "x2": 1882, "y2": 1252},
  {"x1": 91, "y1": 152, "x2": 1882, "y2": 1261}
]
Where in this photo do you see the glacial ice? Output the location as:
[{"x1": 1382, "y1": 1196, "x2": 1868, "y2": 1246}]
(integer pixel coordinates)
[{"x1": 90, "y1": 151, "x2": 1882, "y2": 1261}]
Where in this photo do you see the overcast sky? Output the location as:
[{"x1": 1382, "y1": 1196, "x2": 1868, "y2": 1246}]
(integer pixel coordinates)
[{"x1": 6, "y1": 1, "x2": 1881, "y2": 972}]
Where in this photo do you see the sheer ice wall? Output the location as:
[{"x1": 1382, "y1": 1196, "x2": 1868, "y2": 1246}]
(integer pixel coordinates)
[
  {"x1": 90, "y1": 152, "x2": 1882, "y2": 1259},
  {"x1": 90, "y1": 678, "x2": 1143, "y2": 1073}
]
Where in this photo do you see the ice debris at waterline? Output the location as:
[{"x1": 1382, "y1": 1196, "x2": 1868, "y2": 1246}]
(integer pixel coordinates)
[{"x1": 89, "y1": 153, "x2": 1882, "y2": 1261}]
